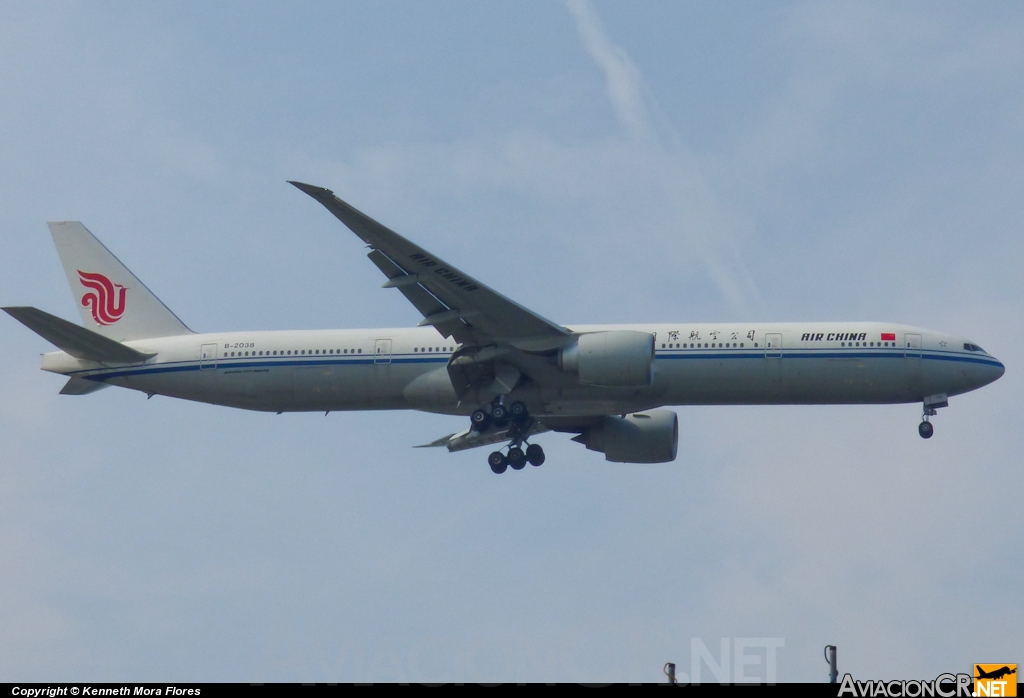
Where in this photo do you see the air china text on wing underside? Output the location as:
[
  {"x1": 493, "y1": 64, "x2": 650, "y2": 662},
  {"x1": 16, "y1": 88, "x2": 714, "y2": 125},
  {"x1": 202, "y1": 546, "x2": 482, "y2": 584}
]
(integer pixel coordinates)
[{"x1": 3, "y1": 183, "x2": 1004, "y2": 473}]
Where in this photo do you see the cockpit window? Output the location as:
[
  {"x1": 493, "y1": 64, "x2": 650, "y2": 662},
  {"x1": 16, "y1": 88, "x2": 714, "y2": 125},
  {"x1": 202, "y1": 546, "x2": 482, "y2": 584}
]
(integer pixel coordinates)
[{"x1": 964, "y1": 343, "x2": 985, "y2": 353}]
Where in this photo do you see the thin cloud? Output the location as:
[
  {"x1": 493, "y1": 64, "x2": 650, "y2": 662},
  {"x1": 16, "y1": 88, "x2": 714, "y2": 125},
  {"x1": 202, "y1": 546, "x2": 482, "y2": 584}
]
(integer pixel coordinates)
[
  {"x1": 564, "y1": 0, "x2": 761, "y2": 313},
  {"x1": 564, "y1": 0, "x2": 652, "y2": 141}
]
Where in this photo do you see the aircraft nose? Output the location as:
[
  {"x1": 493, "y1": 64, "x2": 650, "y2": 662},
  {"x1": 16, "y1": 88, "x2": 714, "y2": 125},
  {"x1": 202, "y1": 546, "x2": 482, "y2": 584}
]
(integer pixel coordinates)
[{"x1": 978, "y1": 355, "x2": 1005, "y2": 388}]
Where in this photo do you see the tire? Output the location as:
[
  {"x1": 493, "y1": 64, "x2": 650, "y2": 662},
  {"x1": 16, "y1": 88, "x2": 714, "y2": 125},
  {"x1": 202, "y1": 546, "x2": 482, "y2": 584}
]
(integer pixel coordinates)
[
  {"x1": 488, "y1": 451, "x2": 508, "y2": 473},
  {"x1": 918, "y1": 421, "x2": 934, "y2": 439},
  {"x1": 507, "y1": 446, "x2": 525, "y2": 470},
  {"x1": 471, "y1": 409, "x2": 490, "y2": 431},
  {"x1": 491, "y1": 404, "x2": 508, "y2": 421},
  {"x1": 526, "y1": 444, "x2": 545, "y2": 466},
  {"x1": 509, "y1": 401, "x2": 528, "y2": 419}
]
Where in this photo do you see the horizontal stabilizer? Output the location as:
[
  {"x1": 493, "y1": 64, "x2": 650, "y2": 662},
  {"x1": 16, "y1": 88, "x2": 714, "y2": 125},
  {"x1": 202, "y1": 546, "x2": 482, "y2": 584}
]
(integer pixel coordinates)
[
  {"x1": 3, "y1": 306, "x2": 154, "y2": 364},
  {"x1": 60, "y1": 377, "x2": 110, "y2": 395}
]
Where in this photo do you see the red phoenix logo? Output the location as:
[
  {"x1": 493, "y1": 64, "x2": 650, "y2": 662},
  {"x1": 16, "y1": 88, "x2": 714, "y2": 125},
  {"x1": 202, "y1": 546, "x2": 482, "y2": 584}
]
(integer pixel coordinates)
[{"x1": 78, "y1": 270, "x2": 126, "y2": 325}]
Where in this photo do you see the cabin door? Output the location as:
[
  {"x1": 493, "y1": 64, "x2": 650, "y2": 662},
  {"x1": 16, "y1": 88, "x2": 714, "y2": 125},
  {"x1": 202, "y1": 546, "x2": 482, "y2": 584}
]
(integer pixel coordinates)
[
  {"x1": 199, "y1": 343, "x2": 218, "y2": 370},
  {"x1": 905, "y1": 334, "x2": 922, "y2": 359},
  {"x1": 374, "y1": 338, "x2": 393, "y2": 364}
]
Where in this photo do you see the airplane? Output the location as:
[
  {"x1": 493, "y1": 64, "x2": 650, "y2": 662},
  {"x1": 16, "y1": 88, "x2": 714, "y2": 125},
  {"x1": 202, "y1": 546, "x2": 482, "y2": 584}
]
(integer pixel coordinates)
[
  {"x1": 4, "y1": 181, "x2": 1005, "y2": 474},
  {"x1": 975, "y1": 666, "x2": 1016, "y2": 681}
]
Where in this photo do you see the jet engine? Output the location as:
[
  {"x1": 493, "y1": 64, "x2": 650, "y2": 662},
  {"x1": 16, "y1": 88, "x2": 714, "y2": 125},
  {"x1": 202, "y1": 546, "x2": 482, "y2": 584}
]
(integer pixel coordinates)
[
  {"x1": 558, "y1": 330, "x2": 655, "y2": 387},
  {"x1": 572, "y1": 409, "x2": 678, "y2": 463}
]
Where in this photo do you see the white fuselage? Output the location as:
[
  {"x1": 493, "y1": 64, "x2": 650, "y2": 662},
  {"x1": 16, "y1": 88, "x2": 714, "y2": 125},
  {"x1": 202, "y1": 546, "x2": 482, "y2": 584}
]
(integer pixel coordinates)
[{"x1": 42, "y1": 322, "x2": 1005, "y2": 417}]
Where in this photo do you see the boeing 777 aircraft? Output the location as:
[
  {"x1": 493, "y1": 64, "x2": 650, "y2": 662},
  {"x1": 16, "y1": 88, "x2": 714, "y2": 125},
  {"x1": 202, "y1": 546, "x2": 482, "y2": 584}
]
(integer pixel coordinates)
[{"x1": 4, "y1": 182, "x2": 1005, "y2": 473}]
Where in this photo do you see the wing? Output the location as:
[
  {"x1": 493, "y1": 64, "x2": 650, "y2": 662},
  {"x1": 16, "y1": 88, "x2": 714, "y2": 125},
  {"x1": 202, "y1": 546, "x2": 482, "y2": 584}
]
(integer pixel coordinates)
[
  {"x1": 289, "y1": 181, "x2": 571, "y2": 350},
  {"x1": 417, "y1": 421, "x2": 550, "y2": 453}
]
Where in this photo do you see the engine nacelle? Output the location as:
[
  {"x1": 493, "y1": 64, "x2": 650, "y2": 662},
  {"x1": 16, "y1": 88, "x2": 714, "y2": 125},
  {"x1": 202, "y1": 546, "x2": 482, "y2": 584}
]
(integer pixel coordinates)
[
  {"x1": 573, "y1": 410, "x2": 678, "y2": 463},
  {"x1": 559, "y1": 330, "x2": 655, "y2": 387}
]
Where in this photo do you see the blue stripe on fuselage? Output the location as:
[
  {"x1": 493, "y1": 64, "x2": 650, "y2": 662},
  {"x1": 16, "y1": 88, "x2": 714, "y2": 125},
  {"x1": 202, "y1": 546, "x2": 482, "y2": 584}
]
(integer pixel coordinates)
[
  {"x1": 71, "y1": 354, "x2": 451, "y2": 380},
  {"x1": 70, "y1": 348, "x2": 1003, "y2": 382}
]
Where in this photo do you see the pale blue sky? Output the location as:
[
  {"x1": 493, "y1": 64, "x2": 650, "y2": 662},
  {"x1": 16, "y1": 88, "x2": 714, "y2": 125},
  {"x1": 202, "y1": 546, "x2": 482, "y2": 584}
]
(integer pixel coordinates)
[{"x1": 1, "y1": 0, "x2": 1021, "y2": 682}]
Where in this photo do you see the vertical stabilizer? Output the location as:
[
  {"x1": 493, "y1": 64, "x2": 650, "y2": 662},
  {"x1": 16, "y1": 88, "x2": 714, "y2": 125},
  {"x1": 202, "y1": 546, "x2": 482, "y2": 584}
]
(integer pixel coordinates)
[{"x1": 48, "y1": 221, "x2": 193, "y2": 340}]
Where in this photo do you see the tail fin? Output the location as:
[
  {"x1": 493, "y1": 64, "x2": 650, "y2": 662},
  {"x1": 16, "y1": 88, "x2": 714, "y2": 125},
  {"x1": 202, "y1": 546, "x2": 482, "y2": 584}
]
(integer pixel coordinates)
[{"x1": 48, "y1": 221, "x2": 193, "y2": 340}]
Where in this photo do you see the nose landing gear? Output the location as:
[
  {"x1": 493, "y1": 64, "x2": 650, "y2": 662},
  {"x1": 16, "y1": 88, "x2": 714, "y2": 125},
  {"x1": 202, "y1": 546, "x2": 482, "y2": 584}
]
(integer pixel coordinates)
[
  {"x1": 918, "y1": 420, "x2": 934, "y2": 439},
  {"x1": 918, "y1": 393, "x2": 948, "y2": 439}
]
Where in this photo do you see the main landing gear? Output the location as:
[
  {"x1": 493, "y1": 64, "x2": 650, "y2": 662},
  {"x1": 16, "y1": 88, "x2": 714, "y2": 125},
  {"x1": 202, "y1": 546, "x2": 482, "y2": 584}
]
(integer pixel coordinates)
[
  {"x1": 471, "y1": 399, "x2": 528, "y2": 433},
  {"x1": 488, "y1": 444, "x2": 545, "y2": 474},
  {"x1": 474, "y1": 399, "x2": 546, "y2": 474}
]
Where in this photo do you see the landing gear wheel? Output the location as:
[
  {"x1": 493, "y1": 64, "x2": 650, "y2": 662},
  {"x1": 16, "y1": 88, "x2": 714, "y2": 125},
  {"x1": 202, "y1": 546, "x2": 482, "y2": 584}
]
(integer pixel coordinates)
[
  {"x1": 491, "y1": 404, "x2": 508, "y2": 421},
  {"x1": 488, "y1": 451, "x2": 508, "y2": 473},
  {"x1": 526, "y1": 444, "x2": 545, "y2": 467},
  {"x1": 509, "y1": 401, "x2": 528, "y2": 419},
  {"x1": 918, "y1": 421, "x2": 934, "y2": 439},
  {"x1": 507, "y1": 446, "x2": 526, "y2": 470},
  {"x1": 471, "y1": 409, "x2": 490, "y2": 431}
]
